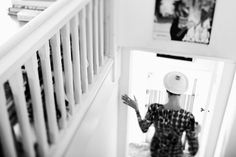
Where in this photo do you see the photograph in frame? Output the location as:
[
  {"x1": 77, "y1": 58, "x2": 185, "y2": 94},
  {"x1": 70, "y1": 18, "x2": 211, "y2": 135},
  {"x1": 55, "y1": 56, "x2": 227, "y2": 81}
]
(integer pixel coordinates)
[{"x1": 153, "y1": 0, "x2": 217, "y2": 44}]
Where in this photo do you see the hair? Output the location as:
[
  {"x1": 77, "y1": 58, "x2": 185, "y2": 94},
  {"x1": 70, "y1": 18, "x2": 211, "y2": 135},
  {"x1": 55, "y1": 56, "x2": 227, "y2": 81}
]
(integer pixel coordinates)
[
  {"x1": 173, "y1": 1, "x2": 185, "y2": 10},
  {"x1": 173, "y1": 0, "x2": 189, "y2": 17},
  {"x1": 166, "y1": 90, "x2": 181, "y2": 96}
]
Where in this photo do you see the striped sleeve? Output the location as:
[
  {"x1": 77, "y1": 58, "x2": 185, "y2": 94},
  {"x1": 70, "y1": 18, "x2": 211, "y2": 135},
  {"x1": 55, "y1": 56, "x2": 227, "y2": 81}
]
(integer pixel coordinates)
[{"x1": 135, "y1": 103, "x2": 157, "y2": 133}]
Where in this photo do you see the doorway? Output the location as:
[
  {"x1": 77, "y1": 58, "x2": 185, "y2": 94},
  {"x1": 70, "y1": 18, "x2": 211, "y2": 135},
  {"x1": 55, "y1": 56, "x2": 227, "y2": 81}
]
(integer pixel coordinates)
[{"x1": 126, "y1": 50, "x2": 224, "y2": 157}]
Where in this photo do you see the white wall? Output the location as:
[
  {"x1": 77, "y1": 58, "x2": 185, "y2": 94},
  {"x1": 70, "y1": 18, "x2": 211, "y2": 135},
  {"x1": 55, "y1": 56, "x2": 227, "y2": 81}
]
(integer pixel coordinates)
[
  {"x1": 215, "y1": 72, "x2": 236, "y2": 157},
  {"x1": 113, "y1": 1, "x2": 236, "y2": 156},
  {"x1": 117, "y1": 0, "x2": 236, "y2": 61},
  {"x1": 65, "y1": 71, "x2": 118, "y2": 157},
  {"x1": 117, "y1": 49, "x2": 132, "y2": 157}
]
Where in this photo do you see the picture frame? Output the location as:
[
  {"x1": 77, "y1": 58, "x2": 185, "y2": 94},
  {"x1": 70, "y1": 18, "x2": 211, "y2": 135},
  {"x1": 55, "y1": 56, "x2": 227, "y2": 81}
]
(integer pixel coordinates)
[{"x1": 153, "y1": 0, "x2": 217, "y2": 44}]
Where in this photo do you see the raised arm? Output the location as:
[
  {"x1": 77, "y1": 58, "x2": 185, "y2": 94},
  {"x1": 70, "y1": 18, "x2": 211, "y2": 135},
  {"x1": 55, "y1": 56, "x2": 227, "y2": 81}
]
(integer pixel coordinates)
[
  {"x1": 121, "y1": 94, "x2": 154, "y2": 133},
  {"x1": 135, "y1": 109, "x2": 153, "y2": 133}
]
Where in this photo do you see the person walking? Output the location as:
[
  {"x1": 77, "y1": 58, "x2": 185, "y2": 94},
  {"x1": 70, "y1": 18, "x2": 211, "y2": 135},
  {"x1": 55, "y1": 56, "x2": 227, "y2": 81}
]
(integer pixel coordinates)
[{"x1": 122, "y1": 71, "x2": 200, "y2": 157}]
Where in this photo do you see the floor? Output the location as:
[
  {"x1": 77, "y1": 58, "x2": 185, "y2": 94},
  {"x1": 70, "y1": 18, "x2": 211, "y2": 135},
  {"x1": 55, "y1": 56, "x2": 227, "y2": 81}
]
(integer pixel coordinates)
[{"x1": 128, "y1": 142, "x2": 150, "y2": 157}]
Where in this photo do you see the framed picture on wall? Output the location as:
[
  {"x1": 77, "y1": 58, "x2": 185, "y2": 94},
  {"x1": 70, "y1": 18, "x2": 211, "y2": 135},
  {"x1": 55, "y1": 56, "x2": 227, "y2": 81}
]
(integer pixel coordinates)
[{"x1": 153, "y1": 0, "x2": 216, "y2": 44}]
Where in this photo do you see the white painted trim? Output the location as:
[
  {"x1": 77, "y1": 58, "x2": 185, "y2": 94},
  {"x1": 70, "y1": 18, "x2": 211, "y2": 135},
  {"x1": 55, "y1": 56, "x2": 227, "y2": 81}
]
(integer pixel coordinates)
[
  {"x1": 199, "y1": 62, "x2": 236, "y2": 157},
  {"x1": 98, "y1": 0, "x2": 105, "y2": 66},
  {"x1": 86, "y1": 2, "x2": 94, "y2": 84},
  {"x1": 61, "y1": 24, "x2": 75, "y2": 115},
  {"x1": 117, "y1": 46, "x2": 236, "y2": 63},
  {"x1": 49, "y1": 58, "x2": 113, "y2": 157},
  {"x1": 9, "y1": 70, "x2": 35, "y2": 157},
  {"x1": 70, "y1": 15, "x2": 83, "y2": 104},
  {"x1": 50, "y1": 32, "x2": 67, "y2": 129},
  {"x1": 0, "y1": 85, "x2": 17, "y2": 157},
  {"x1": 117, "y1": 48, "x2": 133, "y2": 157},
  {"x1": 0, "y1": 0, "x2": 112, "y2": 156},
  {"x1": 25, "y1": 53, "x2": 49, "y2": 156},
  {"x1": 38, "y1": 42, "x2": 59, "y2": 144},
  {"x1": 93, "y1": 0, "x2": 100, "y2": 75},
  {"x1": 214, "y1": 71, "x2": 236, "y2": 157},
  {"x1": 79, "y1": 8, "x2": 89, "y2": 93},
  {"x1": 0, "y1": 0, "x2": 91, "y2": 83}
]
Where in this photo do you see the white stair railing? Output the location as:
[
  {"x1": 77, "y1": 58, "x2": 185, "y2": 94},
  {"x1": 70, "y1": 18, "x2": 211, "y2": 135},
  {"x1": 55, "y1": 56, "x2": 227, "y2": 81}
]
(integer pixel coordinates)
[{"x1": 0, "y1": 0, "x2": 112, "y2": 157}]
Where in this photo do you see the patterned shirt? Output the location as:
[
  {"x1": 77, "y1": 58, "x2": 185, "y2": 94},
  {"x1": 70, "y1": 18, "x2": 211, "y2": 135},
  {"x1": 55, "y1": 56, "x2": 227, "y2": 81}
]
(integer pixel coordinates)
[{"x1": 136, "y1": 103, "x2": 199, "y2": 157}]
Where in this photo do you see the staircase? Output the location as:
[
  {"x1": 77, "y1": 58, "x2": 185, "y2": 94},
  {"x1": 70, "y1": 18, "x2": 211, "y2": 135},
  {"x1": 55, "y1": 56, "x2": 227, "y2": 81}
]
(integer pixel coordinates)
[{"x1": 0, "y1": 0, "x2": 114, "y2": 156}]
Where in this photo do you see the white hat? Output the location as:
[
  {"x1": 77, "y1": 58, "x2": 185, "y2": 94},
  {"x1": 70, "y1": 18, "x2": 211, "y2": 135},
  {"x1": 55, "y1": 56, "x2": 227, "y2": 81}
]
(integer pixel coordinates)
[{"x1": 163, "y1": 71, "x2": 188, "y2": 94}]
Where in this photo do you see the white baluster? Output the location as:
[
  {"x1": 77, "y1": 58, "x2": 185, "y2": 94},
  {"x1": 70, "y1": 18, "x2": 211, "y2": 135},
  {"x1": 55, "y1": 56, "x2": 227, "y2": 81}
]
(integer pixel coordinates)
[
  {"x1": 50, "y1": 32, "x2": 67, "y2": 129},
  {"x1": 38, "y1": 42, "x2": 59, "y2": 144},
  {"x1": 86, "y1": 2, "x2": 94, "y2": 84},
  {"x1": 103, "y1": 0, "x2": 109, "y2": 57},
  {"x1": 25, "y1": 53, "x2": 48, "y2": 156},
  {"x1": 0, "y1": 85, "x2": 17, "y2": 157},
  {"x1": 79, "y1": 9, "x2": 89, "y2": 93},
  {"x1": 70, "y1": 15, "x2": 82, "y2": 104},
  {"x1": 61, "y1": 24, "x2": 75, "y2": 115},
  {"x1": 98, "y1": 0, "x2": 104, "y2": 65},
  {"x1": 93, "y1": 0, "x2": 99, "y2": 75},
  {"x1": 9, "y1": 70, "x2": 35, "y2": 157}
]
